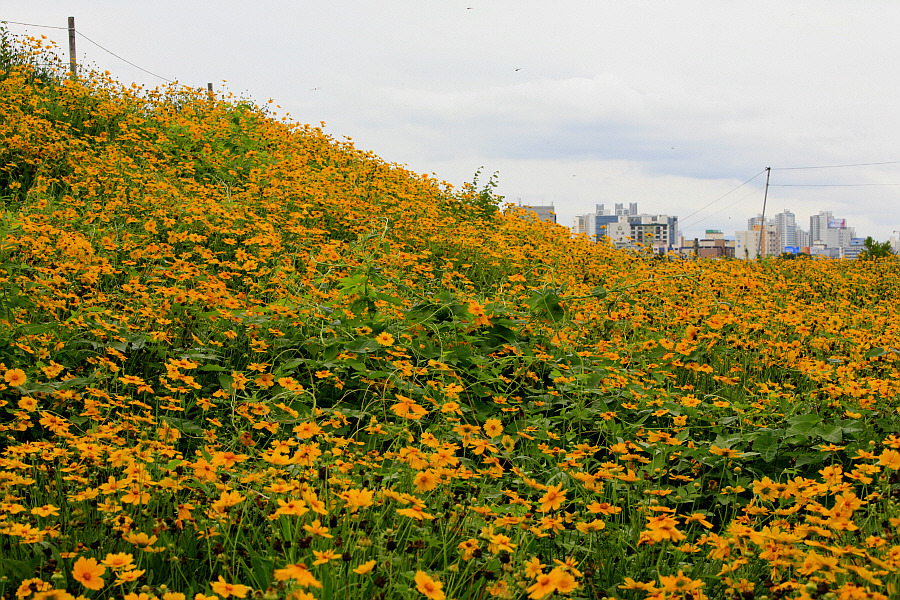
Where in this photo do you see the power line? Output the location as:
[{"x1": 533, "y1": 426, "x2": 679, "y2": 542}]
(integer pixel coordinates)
[
  {"x1": 678, "y1": 169, "x2": 767, "y2": 224},
  {"x1": 1, "y1": 19, "x2": 68, "y2": 30},
  {"x1": 2, "y1": 17, "x2": 174, "y2": 83},
  {"x1": 772, "y1": 183, "x2": 900, "y2": 187},
  {"x1": 771, "y1": 160, "x2": 900, "y2": 171},
  {"x1": 679, "y1": 183, "x2": 766, "y2": 231},
  {"x1": 75, "y1": 30, "x2": 173, "y2": 83}
]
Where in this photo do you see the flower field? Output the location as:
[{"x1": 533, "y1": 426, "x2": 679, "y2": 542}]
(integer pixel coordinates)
[{"x1": 3, "y1": 30, "x2": 900, "y2": 600}]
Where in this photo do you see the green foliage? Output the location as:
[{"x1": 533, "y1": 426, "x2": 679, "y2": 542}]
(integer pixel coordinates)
[
  {"x1": 443, "y1": 166, "x2": 503, "y2": 220},
  {"x1": 857, "y1": 236, "x2": 894, "y2": 260},
  {"x1": 0, "y1": 24, "x2": 65, "y2": 85}
]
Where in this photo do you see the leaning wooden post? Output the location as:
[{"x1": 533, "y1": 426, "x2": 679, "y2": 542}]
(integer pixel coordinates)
[{"x1": 68, "y1": 16, "x2": 77, "y2": 78}]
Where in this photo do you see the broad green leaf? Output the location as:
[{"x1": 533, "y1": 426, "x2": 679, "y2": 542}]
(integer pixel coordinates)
[
  {"x1": 815, "y1": 424, "x2": 843, "y2": 444},
  {"x1": 752, "y1": 434, "x2": 780, "y2": 463}
]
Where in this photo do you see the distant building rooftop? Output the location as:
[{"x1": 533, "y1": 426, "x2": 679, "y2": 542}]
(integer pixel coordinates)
[{"x1": 517, "y1": 204, "x2": 557, "y2": 224}]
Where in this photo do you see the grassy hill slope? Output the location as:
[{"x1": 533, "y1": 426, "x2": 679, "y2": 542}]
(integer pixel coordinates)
[{"x1": 3, "y1": 29, "x2": 900, "y2": 600}]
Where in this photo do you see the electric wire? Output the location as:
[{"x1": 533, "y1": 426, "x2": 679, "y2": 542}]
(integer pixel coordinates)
[
  {"x1": 678, "y1": 169, "x2": 767, "y2": 225},
  {"x1": 74, "y1": 30, "x2": 173, "y2": 83},
  {"x1": 771, "y1": 160, "x2": 900, "y2": 171},
  {"x1": 772, "y1": 183, "x2": 900, "y2": 187},
  {"x1": 2, "y1": 18, "x2": 174, "y2": 83},
  {"x1": 679, "y1": 183, "x2": 766, "y2": 232},
  {"x1": 1, "y1": 19, "x2": 68, "y2": 30}
]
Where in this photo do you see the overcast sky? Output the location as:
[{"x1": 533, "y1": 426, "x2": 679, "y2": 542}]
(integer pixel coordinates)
[{"x1": 6, "y1": 1, "x2": 900, "y2": 241}]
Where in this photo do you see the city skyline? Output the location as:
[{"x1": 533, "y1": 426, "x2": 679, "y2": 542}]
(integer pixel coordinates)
[{"x1": 534, "y1": 201, "x2": 875, "y2": 258}]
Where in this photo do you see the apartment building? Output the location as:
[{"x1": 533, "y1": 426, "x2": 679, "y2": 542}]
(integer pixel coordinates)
[{"x1": 577, "y1": 203, "x2": 679, "y2": 252}]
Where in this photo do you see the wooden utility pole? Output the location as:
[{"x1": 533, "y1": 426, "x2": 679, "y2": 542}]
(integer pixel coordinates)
[
  {"x1": 207, "y1": 82, "x2": 214, "y2": 100},
  {"x1": 67, "y1": 16, "x2": 77, "y2": 78},
  {"x1": 758, "y1": 166, "x2": 771, "y2": 259}
]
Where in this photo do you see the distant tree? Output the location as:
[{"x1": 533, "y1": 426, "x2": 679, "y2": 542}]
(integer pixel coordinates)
[{"x1": 858, "y1": 236, "x2": 894, "y2": 260}]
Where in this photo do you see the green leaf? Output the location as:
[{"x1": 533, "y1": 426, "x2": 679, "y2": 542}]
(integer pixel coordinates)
[
  {"x1": 786, "y1": 414, "x2": 821, "y2": 435},
  {"x1": 865, "y1": 347, "x2": 887, "y2": 358},
  {"x1": 160, "y1": 416, "x2": 205, "y2": 437},
  {"x1": 751, "y1": 433, "x2": 780, "y2": 463},
  {"x1": 793, "y1": 451, "x2": 827, "y2": 468},
  {"x1": 0, "y1": 558, "x2": 36, "y2": 581},
  {"x1": 525, "y1": 290, "x2": 566, "y2": 320},
  {"x1": 814, "y1": 424, "x2": 843, "y2": 444},
  {"x1": 344, "y1": 337, "x2": 380, "y2": 353},
  {"x1": 839, "y1": 419, "x2": 867, "y2": 435}
]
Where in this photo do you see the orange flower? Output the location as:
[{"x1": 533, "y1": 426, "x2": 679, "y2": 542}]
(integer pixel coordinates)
[
  {"x1": 375, "y1": 332, "x2": 395, "y2": 346},
  {"x1": 209, "y1": 576, "x2": 250, "y2": 599},
  {"x1": 586, "y1": 501, "x2": 622, "y2": 515},
  {"x1": 353, "y1": 559, "x2": 377, "y2": 575},
  {"x1": 879, "y1": 449, "x2": 900, "y2": 470},
  {"x1": 17, "y1": 397, "x2": 37, "y2": 412},
  {"x1": 538, "y1": 484, "x2": 566, "y2": 512},
  {"x1": 414, "y1": 571, "x2": 445, "y2": 600},
  {"x1": 4, "y1": 368, "x2": 26, "y2": 387},
  {"x1": 551, "y1": 568, "x2": 578, "y2": 594},
  {"x1": 293, "y1": 421, "x2": 321, "y2": 439},
  {"x1": 30, "y1": 505, "x2": 59, "y2": 517},
  {"x1": 466, "y1": 301, "x2": 490, "y2": 327},
  {"x1": 575, "y1": 518, "x2": 606, "y2": 533},
  {"x1": 526, "y1": 569, "x2": 561, "y2": 599},
  {"x1": 413, "y1": 469, "x2": 439, "y2": 492},
  {"x1": 524, "y1": 556, "x2": 546, "y2": 579},
  {"x1": 458, "y1": 538, "x2": 480, "y2": 560},
  {"x1": 274, "y1": 498, "x2": 309, "y2": 517},
  {"x1": 72, "y1": 557, "x2": 106, "y2": 590},
  {"x1": 312, "y1": 549, "x2": 339, "y2": 565},
  {"x1": 482, "y1": 418, "x2": 504, "y2": 438},
  {"x1": 101, "y1": 552, "x2": 134, "y2": 570},
  {"x1": 639, "y1": 514, "x2": 686, "y2": 544},
  {"x1": 397, "y1": 505, "x2": 436, "y2": 521},
  {"x1": 659, "y1": 570, "x2": 704, "y2": 595},
  {"x1": 488, "y1": 533, "x2": 517, "y2": 554},
  {"x1": 391, "y1": 395, "x2": 428, "y2": 420},
  {"x1": 273, "y1": 563, "x2": 322, "y2": 588},
  {"x1": 17, "y1": 577, "x2": 51, "y2": 597},
  {"x1": 339, "y1": 488, "x2": 375, "y2": 512},
  {"x1": 302, "y1": 519, "x2": 332, "y2": 538}
]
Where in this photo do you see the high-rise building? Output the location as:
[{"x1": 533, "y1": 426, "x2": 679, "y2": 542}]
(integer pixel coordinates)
[
  {"x1": 746, "y1": 216, "x2": 780, "y2": 255},
  {"x1": 823, "y1": 223, "x2": 856, "y2": 254},
  {"x1": 517, "y1": 204, "x2": 557, "y2": 224},
  {"x1": 808, "y1": 211, "x2": 856, "y2": 255},
  {"x1": 844, "y1": 238, "x2": 866, "y2": 260},
  {"x1": 735, "y1": 226, "x2": 780, "y2": 259},
  {"x1": 571, "y1": 215, "x2": 587, "y2": 236},
  {"x1": 611, "y1": 202, "x2": 638, "y2": 216},
  {"x1": 574, "y1": 203, "x2": 678, "y2": 252},
  {"x1": 810, "y1": 211, "x2": 833, "y2": 245},
  {"x1": 774, "y1": 209, "x2": 797, "y2": 250}
]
